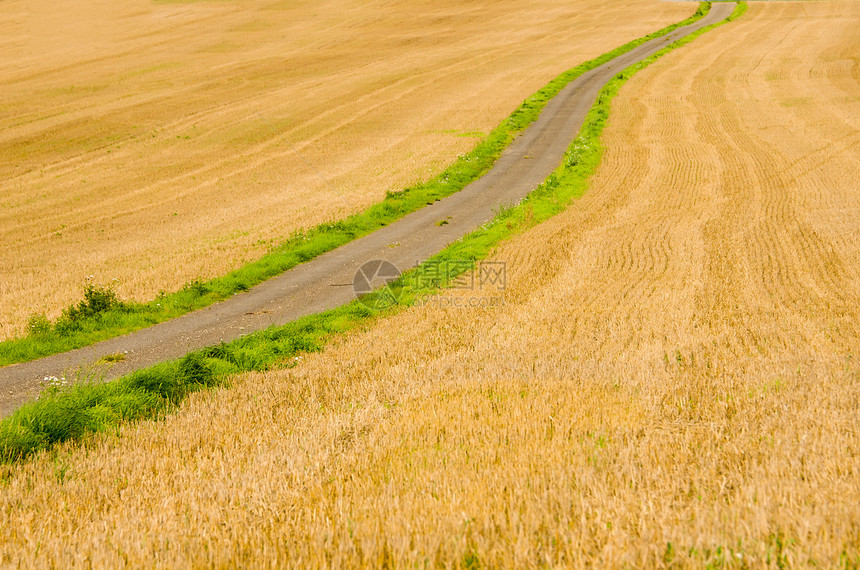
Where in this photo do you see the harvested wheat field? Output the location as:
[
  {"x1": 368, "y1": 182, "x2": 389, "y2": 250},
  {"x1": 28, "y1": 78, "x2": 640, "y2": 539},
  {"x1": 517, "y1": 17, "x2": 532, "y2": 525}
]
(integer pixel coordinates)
[
  {"x1": 0, "y1": 0, "x2": 696, "y2": 341},
  {"x1": 2, "y1": 1, "x2": 860, "y2": 568}
]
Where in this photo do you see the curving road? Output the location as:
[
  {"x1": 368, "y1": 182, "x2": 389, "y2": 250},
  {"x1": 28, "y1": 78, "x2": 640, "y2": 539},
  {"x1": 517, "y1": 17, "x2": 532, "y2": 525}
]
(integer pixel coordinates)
[{"x1": 0, "y1": 3, "x2": 736, "y2": 417}]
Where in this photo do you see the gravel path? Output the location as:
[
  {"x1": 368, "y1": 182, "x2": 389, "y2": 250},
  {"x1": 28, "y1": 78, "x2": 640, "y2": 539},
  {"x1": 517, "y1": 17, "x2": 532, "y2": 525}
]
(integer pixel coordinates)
[{"x1": 0, "y1": 3, "x2": 736, "y2": 417}]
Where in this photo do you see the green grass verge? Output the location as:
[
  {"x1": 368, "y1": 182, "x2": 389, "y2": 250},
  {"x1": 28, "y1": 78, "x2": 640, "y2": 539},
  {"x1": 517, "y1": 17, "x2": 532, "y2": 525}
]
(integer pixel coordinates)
[
  {"x1": 0, "y1": 2, "x2": 714, "y2": 367},
  {"x1": 0, "y1": 2, "x2": 745, "y2": 463}
]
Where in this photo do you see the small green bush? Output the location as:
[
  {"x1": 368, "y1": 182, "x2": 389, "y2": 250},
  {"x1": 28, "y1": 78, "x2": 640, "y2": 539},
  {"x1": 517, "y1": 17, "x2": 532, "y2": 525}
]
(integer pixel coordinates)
[{"x1": 59, "y1": 283, "x2": 125, "y2": 325}]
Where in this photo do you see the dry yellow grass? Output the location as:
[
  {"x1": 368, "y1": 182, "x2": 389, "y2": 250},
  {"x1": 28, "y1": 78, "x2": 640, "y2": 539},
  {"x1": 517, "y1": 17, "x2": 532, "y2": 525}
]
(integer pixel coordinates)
[
  {"x1": 0, "y1": 0, "x2": 695, "y2": 341},
  {"x1": 2, "y1": 1, "x2": 860, "y2": 567}
]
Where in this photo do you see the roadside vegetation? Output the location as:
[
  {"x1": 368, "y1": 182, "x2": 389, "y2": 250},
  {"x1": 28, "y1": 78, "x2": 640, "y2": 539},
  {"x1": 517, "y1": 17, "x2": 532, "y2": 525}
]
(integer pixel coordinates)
[
  {"x1": 0, "y1": 3, "x2": 713, "y2": 367},
  {"x1": 0, "y1": 3, "x2": 736, "y2": 464}
]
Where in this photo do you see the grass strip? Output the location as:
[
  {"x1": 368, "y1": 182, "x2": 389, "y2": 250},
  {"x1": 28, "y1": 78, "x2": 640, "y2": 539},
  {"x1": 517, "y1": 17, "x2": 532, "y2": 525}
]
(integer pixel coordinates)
[
  {"x1": 0, "y1": 2, "x2": 746, "y2": 464},
  {"x1": 0, "y1": 2, "x2": 713, "y2": 366}
]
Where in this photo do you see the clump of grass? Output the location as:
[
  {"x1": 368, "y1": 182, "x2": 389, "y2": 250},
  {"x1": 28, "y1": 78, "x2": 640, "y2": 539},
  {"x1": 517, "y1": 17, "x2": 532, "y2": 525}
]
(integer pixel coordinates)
[
  {"x1": 98, "y1": 353, "x2": 126, "y2": 364},
  {"x1": 0, "y1": 2, "x2": 735, "y2": 463},
  {"x1": 0, "y1": 3, "x2": 716, "y2": 367},
  {"x1": 26, "y1": 314, "x2": 52, "y2": 336}
]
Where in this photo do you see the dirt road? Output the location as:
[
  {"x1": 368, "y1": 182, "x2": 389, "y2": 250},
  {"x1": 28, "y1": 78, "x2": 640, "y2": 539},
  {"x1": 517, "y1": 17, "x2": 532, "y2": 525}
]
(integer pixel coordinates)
[{"x1": 0, "y1": 3, "x2": 736, "y2": 416}]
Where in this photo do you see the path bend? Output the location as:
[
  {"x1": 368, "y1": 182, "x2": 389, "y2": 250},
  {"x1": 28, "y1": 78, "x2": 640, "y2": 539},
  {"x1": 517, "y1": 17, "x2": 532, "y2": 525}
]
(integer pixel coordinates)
[{"x1": 0, "y1": 2, "x2": 737, "y2": 416}]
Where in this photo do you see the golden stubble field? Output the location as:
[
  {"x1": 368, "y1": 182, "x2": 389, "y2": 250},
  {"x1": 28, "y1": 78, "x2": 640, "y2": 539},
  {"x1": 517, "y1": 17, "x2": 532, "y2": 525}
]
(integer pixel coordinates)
[
  {"x1": 1, "y1": 1, "x2": 859, "y2": 567},
  {"x1": 0, "y1": 0, "x2": 695, "y2": 341}
]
